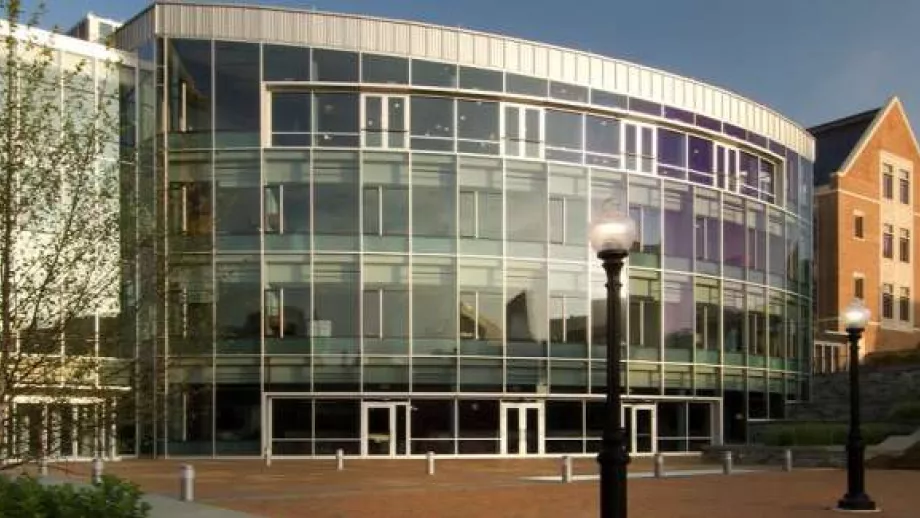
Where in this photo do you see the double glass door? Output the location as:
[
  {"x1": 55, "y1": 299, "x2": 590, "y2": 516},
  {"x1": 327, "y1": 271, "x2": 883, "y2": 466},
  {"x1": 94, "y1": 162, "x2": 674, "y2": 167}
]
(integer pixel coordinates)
[
  {"x1": 361, "y1": 402, "x2": 409, "y2": 456},
  {"x1": 500, "y1": 402, "x2": 544, "y2": 455},
  {"x1": 622, "y1": 404, "x2": 657, "y2": 455}
]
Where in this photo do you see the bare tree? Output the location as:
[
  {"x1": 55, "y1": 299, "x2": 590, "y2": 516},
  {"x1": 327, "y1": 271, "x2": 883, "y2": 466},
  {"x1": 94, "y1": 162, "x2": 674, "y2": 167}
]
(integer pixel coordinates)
[{"x1": 0, "y1": 0, "x2": 128, "y2": 467}]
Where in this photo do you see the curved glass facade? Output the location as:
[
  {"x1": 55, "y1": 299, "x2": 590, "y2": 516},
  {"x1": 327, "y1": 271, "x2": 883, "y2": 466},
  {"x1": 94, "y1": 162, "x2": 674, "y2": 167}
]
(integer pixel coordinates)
[{"x1": 122, "y1": 7, "x2": 814, "y2": 457}]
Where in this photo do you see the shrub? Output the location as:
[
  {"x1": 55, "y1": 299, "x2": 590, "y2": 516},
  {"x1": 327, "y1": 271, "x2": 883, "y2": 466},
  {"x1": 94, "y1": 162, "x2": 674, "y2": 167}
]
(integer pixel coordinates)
[
  {"x1": 888, "y1": 400, "x2": 920, "y2": 424},
  {"x1": 0, "y1": 474, "x2": 151, "y2": 518},
  {"x1": 759, "y1": 422, "x2": 912, "y2": 447}
]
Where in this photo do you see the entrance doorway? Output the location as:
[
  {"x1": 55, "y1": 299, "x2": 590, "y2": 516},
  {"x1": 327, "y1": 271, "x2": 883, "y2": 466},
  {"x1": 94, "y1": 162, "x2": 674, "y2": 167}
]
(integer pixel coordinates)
[
  {"x1": 500, "y1": 402, "x2": 544, "y2": 455},
  {"x1": 622, "y1": 404, "x2": 657, "y2": 455},
  {"x1": 360, "y1": 402, "x2": 409, "y2": 456}
]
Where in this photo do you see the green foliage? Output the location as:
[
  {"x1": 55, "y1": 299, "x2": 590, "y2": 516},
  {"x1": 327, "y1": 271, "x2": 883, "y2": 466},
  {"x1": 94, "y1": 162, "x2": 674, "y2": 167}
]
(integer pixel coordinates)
[
  {"x1": 888, "y1": 400, "x2": 920, "y2": 424},
  {"x1": 0, "y1": 474, "x2": 151, "y2": 518},
  {"x1": 758, "y1": 422, "x2": 913, "y2": 447}
]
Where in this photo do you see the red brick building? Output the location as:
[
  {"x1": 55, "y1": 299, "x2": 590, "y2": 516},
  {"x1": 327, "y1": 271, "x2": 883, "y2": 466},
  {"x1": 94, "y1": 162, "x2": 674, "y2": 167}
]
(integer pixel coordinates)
[{"x1": 811, "y1": 97, "x2": 920, "y2": 372}]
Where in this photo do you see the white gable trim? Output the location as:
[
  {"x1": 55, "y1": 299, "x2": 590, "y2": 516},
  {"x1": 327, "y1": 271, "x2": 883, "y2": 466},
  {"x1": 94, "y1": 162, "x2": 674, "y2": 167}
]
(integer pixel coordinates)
[{"x1": 836, "y1": 96, "x2": 920, "y2": 178}]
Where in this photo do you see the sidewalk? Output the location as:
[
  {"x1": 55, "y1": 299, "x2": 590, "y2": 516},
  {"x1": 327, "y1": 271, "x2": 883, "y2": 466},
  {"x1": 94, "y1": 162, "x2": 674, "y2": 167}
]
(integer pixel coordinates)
[{"x1": 40, "y1": 457, "x2": 920, "y2": 517}]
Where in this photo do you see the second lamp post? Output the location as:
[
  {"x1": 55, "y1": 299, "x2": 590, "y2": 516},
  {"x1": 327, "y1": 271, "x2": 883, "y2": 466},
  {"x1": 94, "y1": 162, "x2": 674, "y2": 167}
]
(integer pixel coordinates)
[
  {"x1": 836, "y1": 298, "x2": 877, "y2": 512},
  {"x1": 589, "y1": 212, "x2": 636, "y2": 518}
]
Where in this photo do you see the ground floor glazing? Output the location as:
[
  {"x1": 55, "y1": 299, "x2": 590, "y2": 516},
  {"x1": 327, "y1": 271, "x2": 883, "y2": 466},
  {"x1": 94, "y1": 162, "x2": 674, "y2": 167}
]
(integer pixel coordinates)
[{"x1": 153, "y1": 392, "x2": 741, "y2": 458}]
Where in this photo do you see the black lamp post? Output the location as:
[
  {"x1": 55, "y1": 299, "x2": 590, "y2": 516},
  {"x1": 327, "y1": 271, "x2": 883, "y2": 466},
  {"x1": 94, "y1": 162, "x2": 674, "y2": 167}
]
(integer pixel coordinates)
[
  {"x1": 836, "y1": 298, "x2": 877, "y2": 512},
  {"x1": 590, "y1": 212, "x2": 636, "y2": 518}
]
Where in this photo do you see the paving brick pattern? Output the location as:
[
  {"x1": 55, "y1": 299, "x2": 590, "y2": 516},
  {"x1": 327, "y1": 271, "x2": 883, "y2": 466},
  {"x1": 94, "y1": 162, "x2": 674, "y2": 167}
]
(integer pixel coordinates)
[{"x1": 39, "y1": 457, "x2": 920, "y2": 518}]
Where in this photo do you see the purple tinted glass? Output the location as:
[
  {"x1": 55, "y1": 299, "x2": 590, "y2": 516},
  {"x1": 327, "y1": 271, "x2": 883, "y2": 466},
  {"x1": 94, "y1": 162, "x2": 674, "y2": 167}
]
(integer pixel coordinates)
[
  {"x1": 695, "y1": 114, "x2": 721, "y2": 132},
  {"x1": 688, "y1": 136, "x2": 713, "y2": 172},
  {"x1": 591, "y1": 90, "x2": 627, "y2": 109},
  {"x1": 768, "y1": 140, "x2": 785, "y2": 156},
  {"x1": 664, "y1": 106, "x2": 695, "y2": 124},
  {"x1": 657, "y1": 129, "x2": 686, "y2": 166},
  {"x1": 724, "y1": 123, "x2": 747, "y2": 140},
  {"x1": 747, "y1": 132, "x2": 767, "y2": 148},
  {"x1": 739, "y1": 152, "x2": 759, "y2": 187},
  {"x1": 629, "y1": 98, "x2": 662, "y2": 116}
]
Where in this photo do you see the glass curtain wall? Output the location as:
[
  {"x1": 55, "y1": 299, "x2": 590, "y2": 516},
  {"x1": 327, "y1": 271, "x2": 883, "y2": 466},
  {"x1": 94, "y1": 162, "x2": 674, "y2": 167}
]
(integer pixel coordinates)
[{"x1": 138, "y1": 35, "x2": 814, "y2": 456}]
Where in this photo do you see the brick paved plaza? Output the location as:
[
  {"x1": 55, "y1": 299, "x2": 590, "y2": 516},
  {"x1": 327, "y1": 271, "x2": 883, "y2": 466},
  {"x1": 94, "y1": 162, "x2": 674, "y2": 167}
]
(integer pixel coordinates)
[{"x1": 38, "y1": 457, "x2": 920, "y2": 517}]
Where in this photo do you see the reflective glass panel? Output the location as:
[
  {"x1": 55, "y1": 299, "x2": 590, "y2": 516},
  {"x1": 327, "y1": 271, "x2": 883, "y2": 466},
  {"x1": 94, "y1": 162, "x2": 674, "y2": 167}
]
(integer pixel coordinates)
[
  {"x1": 545, "y1": 110, "x2": 584, "y2": 163},
  {"x1": 412, "y1": 59, "x2": 458, "y2": 87},
  {"x1": 411, "y1": 96, "x2": 455, "y2": 151},
  {"x1": 167, "y1": 39, "x2": 211, "y2": 149},
  {"x1": 412, "y1": 154, "x2": 456, "y2": 251},
  {"x1": 413, "y1": 257, "x2": 457, "y2": 354},
  {"x1": 549, "y1": 81, "x2": 588, "y2": 103},
  {"x1": 663, "y1": 183, "x2": 693, "y2": 271},
  {"x1": 586, "y1": 115, "x2": 620, "y2": 167},
  {"x1": 311, "y1": 49, "x2": 358, "y2": 82},
  {"x1": 215, "y1": 42, "x2": 260, "y2": 147},
  {"x1": 506, "y1": 73, "x2": 547, "y2": 97},
  {"x1": 459, "y1": 66, "x2": 503, "y2": 91},
  {"x1": 507, "y1": 160, "x2": 547, "y2": 255},
  {"x1": 628, "y1": 176, "x2": 661, "y2": 267},
  {"x1": 627, "y1": 270, "x2": 661, "y2": 361},
  {"x1": 457, "y1": 100, "x2": 500, "y2": 154},
  {"x1": 314, "y1": 93, "x2": 359, "y2": 147},
  {"x1": 362, "y1": 54, "x2": 409, "y2": 84},
  {"x1": 663, "y1": 273, "x2": 693, "y2": 362},
  {"x1": 313, "y1": 151, "x2": 359, "y2": 249},
  {"x1": 263, "y1": 44, "x2": 310, "y2": 81}
]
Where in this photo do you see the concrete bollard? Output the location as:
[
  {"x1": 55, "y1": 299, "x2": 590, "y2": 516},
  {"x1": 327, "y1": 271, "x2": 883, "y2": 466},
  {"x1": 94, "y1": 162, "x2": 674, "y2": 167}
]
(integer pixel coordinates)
[
  {"x1": 722, "y1": 451, "x2": 733, "y2": 475},
  {"x1": 654, "y1": 453, "x2": 665, "y2": 478},
  {"x1": 426, "y1": 451, "x2": 435, "y2": 475},
  {"x1": 91, "y1": 458, "x2": 104, "y2": 484},
  {"x1": 560, "y1": 455, "x2": 573, "y2": 483},
  {"x1": 336, "y1": 448, "x2": 344, "y2": 471},
  {"x1": 783, "y1": 449, "x2": 793, "y2": 472},
  {"x1": 38, "y1": 458, "x2": 49, "y2": 478},
  {"x1": 179, "y1": 464, "x2": 195, "y2": 502}
]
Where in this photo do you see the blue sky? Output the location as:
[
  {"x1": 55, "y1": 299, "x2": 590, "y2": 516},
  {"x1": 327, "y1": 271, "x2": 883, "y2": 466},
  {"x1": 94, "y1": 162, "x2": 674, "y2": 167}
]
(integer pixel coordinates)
[{"x1": 20, "y1": 0, "x2": 920, "y2": 130}]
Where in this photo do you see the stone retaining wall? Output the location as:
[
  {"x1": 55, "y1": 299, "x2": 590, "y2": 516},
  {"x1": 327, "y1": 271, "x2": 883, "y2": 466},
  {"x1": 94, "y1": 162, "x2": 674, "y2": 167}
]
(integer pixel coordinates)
[
  {"x1": 701, "y1": 445, "x2": 845, "y2": 468},
  {"x1": 789, "y1": 364, "x2": 920, "y2": 422}
]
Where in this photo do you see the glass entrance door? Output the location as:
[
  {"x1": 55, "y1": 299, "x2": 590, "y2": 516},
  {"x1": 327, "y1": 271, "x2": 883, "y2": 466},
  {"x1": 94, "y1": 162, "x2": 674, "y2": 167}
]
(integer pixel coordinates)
[
  {"x1": 622, "y1": 404, "x2": 657, "y2": 455},
  {"x1": 500, "y1": 402, "x2": 544, "y2": 455},
  {"x1": 361, "y1": 402, "x2": 409, "y2": 456}
]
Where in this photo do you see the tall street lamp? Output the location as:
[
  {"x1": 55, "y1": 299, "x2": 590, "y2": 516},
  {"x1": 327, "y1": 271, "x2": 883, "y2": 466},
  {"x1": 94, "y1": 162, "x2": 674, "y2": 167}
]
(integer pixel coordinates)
[
  {"x1": 836, "y1": 298, "x2": 877, "y2": 512},
  {"x1": 589, "y1": 211, "x2": 636, "y2": 518}
]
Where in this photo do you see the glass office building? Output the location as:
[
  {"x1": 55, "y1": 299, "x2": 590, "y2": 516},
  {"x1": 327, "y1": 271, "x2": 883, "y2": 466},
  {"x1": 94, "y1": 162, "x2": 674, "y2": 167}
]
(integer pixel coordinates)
[{"x1": 114, "y1": 2, "x2": 815, "y2": 457}]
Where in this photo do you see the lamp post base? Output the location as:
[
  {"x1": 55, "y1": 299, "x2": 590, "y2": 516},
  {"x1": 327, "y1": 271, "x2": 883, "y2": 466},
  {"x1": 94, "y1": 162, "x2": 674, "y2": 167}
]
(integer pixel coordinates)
[{"x1": 835, "y1": 493, "x2": 878, "y2": 513}]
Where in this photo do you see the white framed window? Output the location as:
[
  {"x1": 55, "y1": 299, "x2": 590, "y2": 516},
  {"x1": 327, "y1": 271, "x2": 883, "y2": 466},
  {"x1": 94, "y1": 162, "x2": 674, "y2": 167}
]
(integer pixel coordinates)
[
  {"x1": 882, "y1": 163, "x2": 894, "y2": 199},
  {"x1": 853, "y1": 212, "x2": 864, "y2": 239},
  {"x1": 883, "y1": 223, "x2": 894, "y2": 259},
  {"x1": 899, "y1": 287, "x2": 911, "y2": 322},
  {"x1": 622, "y1": 121, "x2": 655, "y2": 174},
  {"x1": 882, "y1": 283, "x2": 894, "y2": 320},
  {"x1": 899, "y1": 169, "x2": 911, "y2": 204},
  {"x1": 362, "y1": 94, "x2": 408, "y2": 149},
  {"x1": 502, "y1": 103, "x2": 543, "y2": 159},
  {"x1": 263, "y1": 184, "x2": 310, "y2": 234},
  {"x1": 853, "y1": 273, "x2": 864, "y2": 300},
  {"x1": 268, "y1": 91, "x2": 312, "y2": 147},
  {"x1": 715, "y1": 143, "x2": 740, "y2": 193}
]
